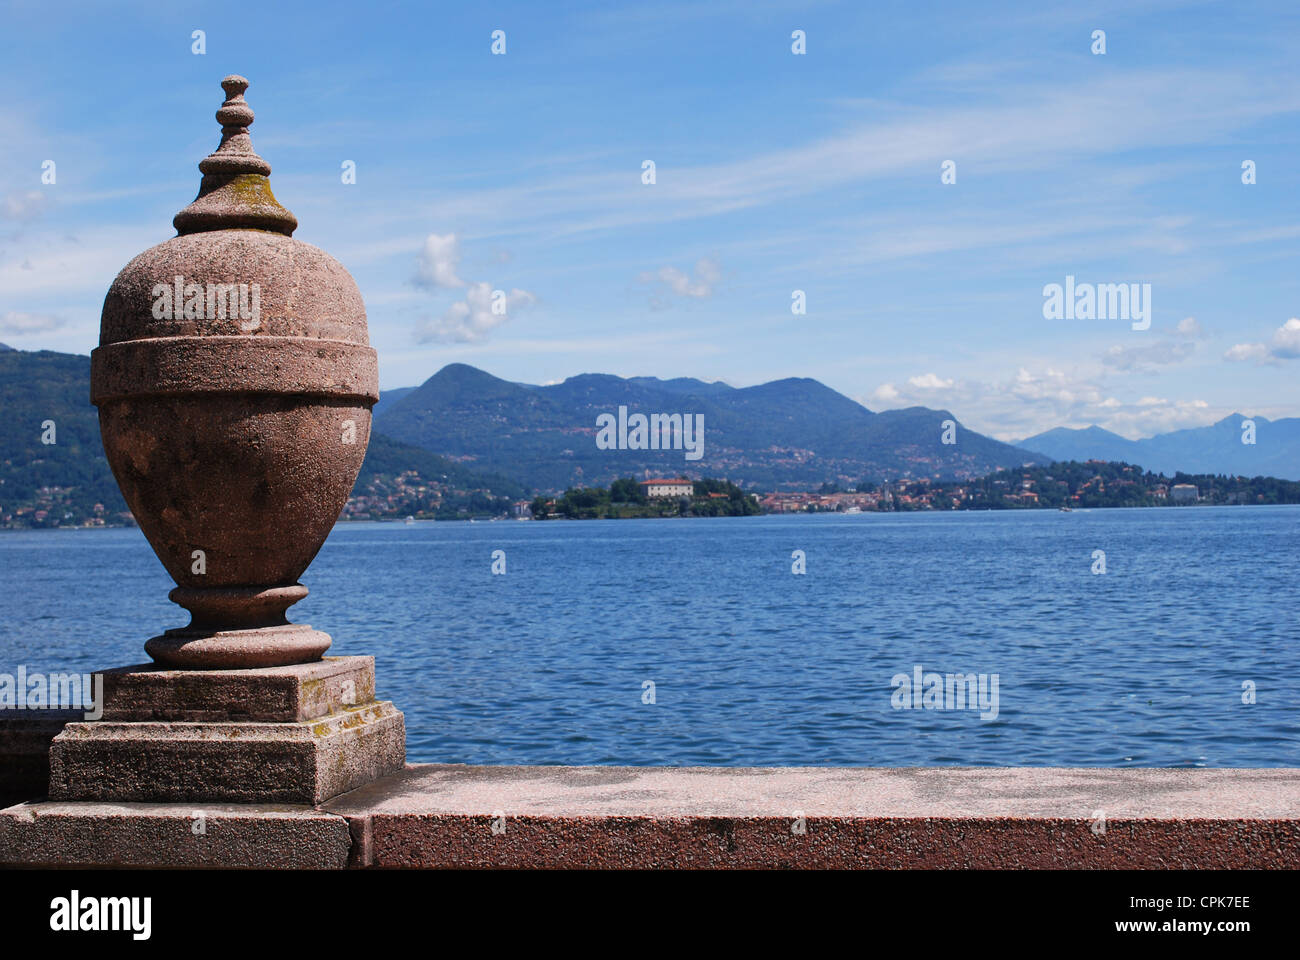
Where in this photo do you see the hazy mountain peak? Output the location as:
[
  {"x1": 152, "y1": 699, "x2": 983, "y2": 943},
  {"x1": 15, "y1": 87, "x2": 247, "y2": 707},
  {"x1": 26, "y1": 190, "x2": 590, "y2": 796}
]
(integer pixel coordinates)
[
  {"x1": 1214, "y1": 412, "x2": 1263, "y2": 426},
  {"x1": 1031, "y1": 424, "x2": 1128, "y2": 441},
  {"x1": 1020, "y1": 414, "x2": 1300, "y2": 479}
]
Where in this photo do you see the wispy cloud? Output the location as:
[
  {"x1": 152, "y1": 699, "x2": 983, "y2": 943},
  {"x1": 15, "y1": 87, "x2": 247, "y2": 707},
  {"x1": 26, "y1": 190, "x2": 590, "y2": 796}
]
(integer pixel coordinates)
[
  {"x1": 1102, "y1": 316, "x2": 1203, "y2": 370},
  {"x1": 1, "y1": 190, "x2": 47, "y2": 223},
  {"x1": 0, "y1": 226, "x2": 159, "y2": 297},
  {"x1": 352, "y1": 67, "x2": 1300, "y2": 244}
]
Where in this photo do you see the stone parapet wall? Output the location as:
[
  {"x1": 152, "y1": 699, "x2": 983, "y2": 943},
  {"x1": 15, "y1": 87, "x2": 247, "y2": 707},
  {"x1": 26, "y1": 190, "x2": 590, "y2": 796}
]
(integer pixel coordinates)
[{"x1": 3, "y1": 765, "x2": 1296, "y2": 869}]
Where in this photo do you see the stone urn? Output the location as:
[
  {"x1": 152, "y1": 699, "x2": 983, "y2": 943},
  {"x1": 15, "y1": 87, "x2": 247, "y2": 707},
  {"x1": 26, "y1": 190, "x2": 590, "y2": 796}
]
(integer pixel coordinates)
[{"x1": 91, "y1": 76, "x2": 378, "y2": 669}]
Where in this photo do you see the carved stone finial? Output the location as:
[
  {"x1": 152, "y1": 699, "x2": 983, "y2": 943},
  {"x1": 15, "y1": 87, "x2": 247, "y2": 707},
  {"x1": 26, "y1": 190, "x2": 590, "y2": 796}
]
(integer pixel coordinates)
[{"x1": 173, "y1": 74, "x2": 297, "y2": 236}]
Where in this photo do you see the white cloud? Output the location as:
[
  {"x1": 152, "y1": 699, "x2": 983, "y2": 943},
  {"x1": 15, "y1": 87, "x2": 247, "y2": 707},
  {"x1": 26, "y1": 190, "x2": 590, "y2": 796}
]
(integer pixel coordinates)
[
  {"x1": 1224, "y1": 342, "x2": 1268, "y2": 362},
  {"x1": 1176, "y1": 316, "x2": 1204, "y2": 338},
  {"x1": 861, "y1": 363, "x2": 1220, "y2": 441},
  {"x1": 413, "y1": 233, "x2": 465, "y2": 289},
  {"x1": 418, "y1": 282, "x2": 536, "y2": 344},
  {"x1": 0, "y1": 311, "x2": 61, "y2": 334},
  {"x1": 411, "y1": 234, "x2": 535, "y2": 343},
  {"x1": 869, "y1": 383, "x2": 900, "y2": 405},
  {"x1": 1102, "y1": 399, "x2": 1211, "y2": 437},
  {"x1": 1272, "y1": 318, "x2": 1300, "y2": 358},
  {"x1": 906, "y1": 372, "x2": 954, "y2": 390},
  {"x1": 639, "y1": 257, "x2": 721, "y2": 303},
  {"x1": 1224, "y1": 317, "x2": 1300, "y2": 364}
]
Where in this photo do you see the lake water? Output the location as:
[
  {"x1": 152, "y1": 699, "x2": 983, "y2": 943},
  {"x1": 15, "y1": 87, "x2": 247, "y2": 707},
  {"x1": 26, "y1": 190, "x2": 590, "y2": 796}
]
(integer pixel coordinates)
[{"x1": 2, "y1": 508, "x2": 1297, "y2": 767}]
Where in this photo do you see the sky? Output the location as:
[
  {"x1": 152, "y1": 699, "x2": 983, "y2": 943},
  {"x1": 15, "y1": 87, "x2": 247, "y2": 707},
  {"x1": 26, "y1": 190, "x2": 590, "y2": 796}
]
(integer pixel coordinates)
[{"x1": 1, "y1": 0, "x2": 1298, "y2": 442}]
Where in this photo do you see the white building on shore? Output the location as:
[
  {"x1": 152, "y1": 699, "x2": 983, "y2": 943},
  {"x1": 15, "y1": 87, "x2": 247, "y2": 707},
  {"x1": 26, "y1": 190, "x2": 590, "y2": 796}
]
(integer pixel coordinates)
[{"x1": 640, "y1": 477, "x2": 694, "y2": 498}]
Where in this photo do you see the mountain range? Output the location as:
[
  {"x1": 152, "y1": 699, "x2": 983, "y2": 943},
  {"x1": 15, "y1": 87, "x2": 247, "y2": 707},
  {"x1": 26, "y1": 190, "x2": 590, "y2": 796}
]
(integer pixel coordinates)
[
  {"x1": 1019, "y1": 416, "x2": 1300, "y2": 480},
  {"x1": 373, "y1": 363, "x2": 1047, "y2": 490}
]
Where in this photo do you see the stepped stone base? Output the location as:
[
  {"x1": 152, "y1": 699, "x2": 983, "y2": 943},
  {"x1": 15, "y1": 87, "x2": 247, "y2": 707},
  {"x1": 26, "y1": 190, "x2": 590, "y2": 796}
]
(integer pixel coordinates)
[
  {"x1": 96, "y1": 655, "x2": 377, "y2": 722},
  {"x1": 49, "y1": 702, "x2": 405, "y2": 805},
  {"x1": 39, "y1": 656, "x2": 405, "y2": 806}
]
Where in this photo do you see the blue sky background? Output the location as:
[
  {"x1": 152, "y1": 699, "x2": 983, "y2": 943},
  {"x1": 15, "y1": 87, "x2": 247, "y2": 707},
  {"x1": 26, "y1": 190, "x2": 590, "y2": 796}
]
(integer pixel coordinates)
[{"x1": 1, "y1": 0, "x2": 1298, "y2": 441}]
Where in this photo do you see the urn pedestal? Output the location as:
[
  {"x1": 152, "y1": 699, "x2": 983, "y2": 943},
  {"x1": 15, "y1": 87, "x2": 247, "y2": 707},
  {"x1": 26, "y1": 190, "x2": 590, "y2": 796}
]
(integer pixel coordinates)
[{"x1": 48, "y1": 657, "x2": 404, "y2": 805}]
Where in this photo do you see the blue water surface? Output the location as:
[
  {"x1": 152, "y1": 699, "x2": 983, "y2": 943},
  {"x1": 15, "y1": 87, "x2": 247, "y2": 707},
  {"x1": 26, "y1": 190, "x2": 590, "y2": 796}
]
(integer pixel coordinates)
[{"x1": 1, "y1": 507, "x2": 1296, "y2": 767}]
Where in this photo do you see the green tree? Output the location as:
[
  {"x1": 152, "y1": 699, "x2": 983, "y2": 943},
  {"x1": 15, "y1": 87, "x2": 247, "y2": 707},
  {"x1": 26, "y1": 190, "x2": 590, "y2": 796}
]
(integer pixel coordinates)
[{"x1": 609, "y1": 477, "x2": 645, "y2": 503}]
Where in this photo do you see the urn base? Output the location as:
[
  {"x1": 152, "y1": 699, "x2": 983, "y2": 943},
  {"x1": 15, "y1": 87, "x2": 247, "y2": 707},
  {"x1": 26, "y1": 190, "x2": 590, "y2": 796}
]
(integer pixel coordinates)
[{"x1": 145, "y1": 623, "x2": 332, "y2": 669}]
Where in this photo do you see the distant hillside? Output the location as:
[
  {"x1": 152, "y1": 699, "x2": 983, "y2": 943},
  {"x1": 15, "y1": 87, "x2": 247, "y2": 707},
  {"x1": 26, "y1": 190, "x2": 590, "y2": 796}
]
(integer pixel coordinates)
[
  {"x1": 358, "y1": 432, "x2": 524, "y2": 498},
  {"x1": 375, "y1": 363, "x2": 1049, "y2": 491},
  {"x1": 1021, "y1": 415, "x2": 1300, "y2": 480},
  {"x1": 0, "y1": 347, "x2": 128, "y2": 524}
]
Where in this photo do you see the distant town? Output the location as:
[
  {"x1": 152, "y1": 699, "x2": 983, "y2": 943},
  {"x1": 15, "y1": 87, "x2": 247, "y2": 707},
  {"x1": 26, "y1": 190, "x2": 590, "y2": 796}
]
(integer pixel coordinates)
[
  {"x1": 518, "y1": 461, "x2": 1300, "y2": 520},
  {"x1": 760, "y1": 461, "x2": 1298, "y2": 512}
]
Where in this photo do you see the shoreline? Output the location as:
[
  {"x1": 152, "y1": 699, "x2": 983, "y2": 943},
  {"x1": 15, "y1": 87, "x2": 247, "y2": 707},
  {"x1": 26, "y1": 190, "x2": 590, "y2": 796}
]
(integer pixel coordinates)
[{"x1": 4, "y1": 499, "x2": 1297, "y2": 533}]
